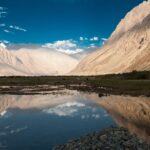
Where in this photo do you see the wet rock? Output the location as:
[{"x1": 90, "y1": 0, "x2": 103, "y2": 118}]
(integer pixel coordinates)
[
  {"x1": 100, "y1": 134, "x2": 107, "y2": 141},
  {"x1": 53, "y1": 127, "x2": 150, "y2": 150}
]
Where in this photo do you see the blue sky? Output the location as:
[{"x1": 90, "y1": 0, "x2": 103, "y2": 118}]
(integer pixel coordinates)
[{"x1": 0, "y1": 0, "x2": 144, "y2": 46}]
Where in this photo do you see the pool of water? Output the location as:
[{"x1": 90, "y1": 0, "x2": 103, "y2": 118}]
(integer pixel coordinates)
[
  {"x1": 0, "y1": 90, "x2": 115, "y2": 150},
  {"x1": 97, "y1": 95, "x2": 150, "y2": 144}
]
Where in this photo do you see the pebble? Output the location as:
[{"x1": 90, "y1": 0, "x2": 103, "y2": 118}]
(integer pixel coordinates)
[{"x1": 53, "y1": 127, "x2": 150, "y2": 150}]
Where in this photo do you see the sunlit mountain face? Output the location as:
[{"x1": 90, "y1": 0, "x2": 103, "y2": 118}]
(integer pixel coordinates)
[{"x1": 71, "y1": 0, "x2": 150, "y2": 75}]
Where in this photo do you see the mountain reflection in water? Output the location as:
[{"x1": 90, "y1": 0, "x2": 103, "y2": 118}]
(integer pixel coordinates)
[
  {"x1": 98, "y1": 95, "x2": 150, "y2": 144},
  {"x1": 0, "y1": 90, "x2": 115, "y2": 150},
  {"x1": 0, "y1": 90, "x2": 80, "y2": 114},
  {"x1": 0, "y1": 90, "x2": 150, "y2": 149}
]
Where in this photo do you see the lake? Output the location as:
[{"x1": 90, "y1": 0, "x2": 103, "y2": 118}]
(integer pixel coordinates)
[
  {"x1": 0, "y1": 89, "x2": 150, "y2": 150},
  {"x1": 0, "y1": 90, "x2": 115, "y2": 150}
]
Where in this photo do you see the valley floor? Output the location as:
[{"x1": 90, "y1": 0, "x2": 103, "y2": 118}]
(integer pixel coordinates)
[{"x1": 0, "y1": 71, "x2": 150, "y2": 96}]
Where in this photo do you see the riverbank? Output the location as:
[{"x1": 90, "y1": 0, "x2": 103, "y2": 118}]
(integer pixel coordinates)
[
  {"x1": 0, "y1": 85, "x2": 65, "y2": 95},
  {"x1": 0, "y1": 71, "x2": 150, "y2": 96},
  {"x1": 53, "y1": 127, "x2": 150, "y2": 150}
]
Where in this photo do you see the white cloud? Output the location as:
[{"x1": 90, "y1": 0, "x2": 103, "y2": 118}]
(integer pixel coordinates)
[
  {"x1": 80, "y1": 37, "x2": 84, "y2": 41},
  {"x1": 4, "y1": 29, "x2": 11, "y2": 33},
  {"x1": 80, "y1": 36, "x2": 99, "y2": 41},
  {"x1": 0, "y1": 23, "x2": 5, "y2": 27},
  {"x1": 0, "y1": 7, "x2": 7, "y2": 18},
  {"x1": 101, "y1": 38, "x2": 107, "y2": 41},
  {"x1": 43, "y1": 40, "x2": 84, "y2": 54},
  {"x1": 0, "y1": 40, "x2": 10, "y2": 48},
  {"x1": 0, "y1": 43, "x2": 7, "y2": 48},
  {"x1": 0, "y1": 6, "x2": 27, "y2": 34},
  {"x1": 101, "y1": 38, "x2": 108, "y2": 45},
  {"x1": 0, "y1": 12, "x2": 7, "y2": 18},
  {"x1": 0, "y1": 11, "x2": 7, "y2": 15},
  {"x1": 41, "y1": 37, "x2": 98, "y2": 56},
  {"x1": 44, "y1": 40, "x2": 76, "y2": 48},
  {"x1": 90, "y1": 37, "x2": 99, "y2": 41},
  {"x1": 0, "y1": 7, "x2": 3, "y2": 10},
  {"x1": 58, "y1": 48, "x2": 83, "y2": 54},
  {"x1": 80, "y1": 37, "x2": 88, "y2": 41},
  {"x1": 1, "y1": 40, "x2": 9, "y2": 44},
  {"x1": 90, "y1": 43, "x2": 96, "y2": 48},
  {"x1": 0, "y1": 7, "x2": 5, "y2": 11},
  {"x1": 9, "y1": 25, "x2": 27, "y2": 32}
]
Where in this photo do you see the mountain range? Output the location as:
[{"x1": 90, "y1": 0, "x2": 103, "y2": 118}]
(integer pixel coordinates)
[
  {"x1": 0, "y1": 1, "x2": 150, "y2": 76},
  {"x1": 0, "y1": 45, "x2": 78, "y2": 76}
]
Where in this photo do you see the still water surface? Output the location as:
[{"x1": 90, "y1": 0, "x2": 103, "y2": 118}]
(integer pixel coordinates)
[
  {"x1": 0, "y1": 90, "x2": 115, "y2": 150},
  {"x1": 0, "y1": 90, "x2": 150, "y2": 150}
]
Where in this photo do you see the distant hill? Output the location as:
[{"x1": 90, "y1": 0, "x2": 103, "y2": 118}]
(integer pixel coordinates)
[{"x1": 0, "y1": 45, "x2": 78, "y2": 76}]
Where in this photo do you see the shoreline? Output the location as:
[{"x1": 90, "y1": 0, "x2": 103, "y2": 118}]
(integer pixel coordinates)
[
  {"x1": 53, "y1": 127, "x2": 150, "y2": 150},
  {"x1": 0, "y1": 84, "x2": 149, "y2": 97},
  {"x1": 0, "y1": 71, "x2": 150, "y2": 96}
]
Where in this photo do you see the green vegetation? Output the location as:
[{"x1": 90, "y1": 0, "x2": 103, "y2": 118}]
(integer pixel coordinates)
[{"x1": 0, "y1": 71, "x2": 150, "y2": 96}]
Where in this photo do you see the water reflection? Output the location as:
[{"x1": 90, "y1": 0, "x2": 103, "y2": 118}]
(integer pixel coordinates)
[
  {"x1": 0, "y1": 90, "x2": 114, "y2": 150},
  {"x1": 1, "y1": 91, "x2": 150, "y2": 149},
  {"x1": 97, "y1": 95, "x2": 150, "y2": 144},
  {"x1": 0, "y1": 90, "x2": 82, "y2": 115}
]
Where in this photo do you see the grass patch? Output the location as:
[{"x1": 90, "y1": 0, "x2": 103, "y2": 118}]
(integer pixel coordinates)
[{"x1": 0, "y1": 71, "x2": 150, "y2": 96}]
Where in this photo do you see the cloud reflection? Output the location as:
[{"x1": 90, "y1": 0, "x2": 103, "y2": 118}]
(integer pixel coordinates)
[
  {"x1": 0, "y1": 90, "x2": 81, "y2": 115},
  {"x1": 43, "y1": 102, "x2": 85, "y2": 117},
  {"x1": 10, "y1": 126, "x2": 28, "y2": 134}
]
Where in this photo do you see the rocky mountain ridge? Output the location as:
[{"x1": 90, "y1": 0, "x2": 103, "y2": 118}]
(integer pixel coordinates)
[{"x1": 71, "y1": 0, "x2": 150, "y2": 75}]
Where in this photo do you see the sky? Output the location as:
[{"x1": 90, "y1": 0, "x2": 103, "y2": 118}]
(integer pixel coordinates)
[{"x1": 0, "y1": 0, "x2": 144, "y2": 52}]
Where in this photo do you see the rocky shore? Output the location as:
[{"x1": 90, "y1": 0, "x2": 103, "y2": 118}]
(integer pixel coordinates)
[{"x1": 53, "y1": 127, "x2": 150, "y2": 150}]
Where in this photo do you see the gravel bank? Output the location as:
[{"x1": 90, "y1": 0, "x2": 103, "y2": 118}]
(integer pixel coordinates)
[{"x1": 53, "y1": 127, "x2": 150, "y2": 150}]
